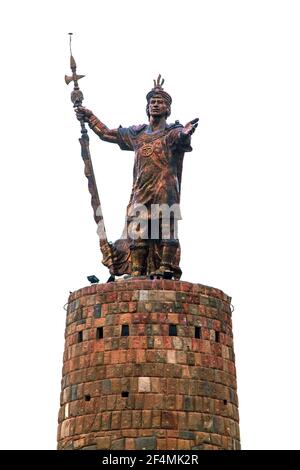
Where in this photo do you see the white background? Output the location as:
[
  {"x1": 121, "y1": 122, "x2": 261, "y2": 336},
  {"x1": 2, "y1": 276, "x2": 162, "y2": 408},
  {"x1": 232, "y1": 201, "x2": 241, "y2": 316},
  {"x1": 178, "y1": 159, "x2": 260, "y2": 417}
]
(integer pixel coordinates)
[{"x1": 0, "y1": 0, "x2": 299, "y2": 450}]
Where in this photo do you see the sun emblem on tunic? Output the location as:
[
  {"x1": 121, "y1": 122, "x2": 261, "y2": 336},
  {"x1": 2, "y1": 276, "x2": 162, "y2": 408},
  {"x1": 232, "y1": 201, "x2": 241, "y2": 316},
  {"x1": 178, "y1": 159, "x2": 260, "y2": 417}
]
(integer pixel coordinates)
[{"x1": 140, "y1": 143, "x2": 154, "y2": 157}]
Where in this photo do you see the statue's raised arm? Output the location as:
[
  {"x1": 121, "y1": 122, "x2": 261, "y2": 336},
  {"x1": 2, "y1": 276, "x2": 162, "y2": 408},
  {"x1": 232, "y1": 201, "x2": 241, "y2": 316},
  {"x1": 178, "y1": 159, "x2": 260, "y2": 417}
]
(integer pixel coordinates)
[{"x1": 75, "y1": 106, "x2": 120, "y2": 144}]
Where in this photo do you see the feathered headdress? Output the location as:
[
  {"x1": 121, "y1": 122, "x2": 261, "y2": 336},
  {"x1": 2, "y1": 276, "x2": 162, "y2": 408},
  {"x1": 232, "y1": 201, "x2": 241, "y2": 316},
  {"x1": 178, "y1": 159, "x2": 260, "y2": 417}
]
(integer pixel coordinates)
[{"x1": 146, "y1": 74, "x2": 172, "y2": 106}]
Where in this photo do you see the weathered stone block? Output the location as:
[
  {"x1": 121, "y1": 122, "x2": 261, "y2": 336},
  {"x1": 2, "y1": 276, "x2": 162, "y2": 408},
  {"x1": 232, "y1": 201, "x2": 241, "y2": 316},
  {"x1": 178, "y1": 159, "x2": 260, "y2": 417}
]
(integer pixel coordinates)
[
  {"x1": 135, "y1": 436, "x2": 157, "y2": 450},
  {"x1": 138, "y1": 376, "x2": 151, "y2": 392},
  {"x1": 96, "y1": 437, "x2": 111, "y2": 449}
]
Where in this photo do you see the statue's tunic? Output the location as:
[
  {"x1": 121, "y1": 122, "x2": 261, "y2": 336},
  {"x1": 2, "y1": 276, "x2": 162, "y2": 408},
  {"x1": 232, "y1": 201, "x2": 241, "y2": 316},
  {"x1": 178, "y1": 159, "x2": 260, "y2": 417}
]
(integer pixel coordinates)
[
  {"x1": 103, "y1": 123, "x2": 192, "y2": 278},
  {"x1": 117, "y1": 123, "x2": 192, "y2": 213}
]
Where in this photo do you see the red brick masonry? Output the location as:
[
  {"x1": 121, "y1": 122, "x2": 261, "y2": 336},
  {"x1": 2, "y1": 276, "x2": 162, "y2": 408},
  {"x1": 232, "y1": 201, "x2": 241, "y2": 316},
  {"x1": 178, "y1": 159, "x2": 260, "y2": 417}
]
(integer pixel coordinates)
[{"x1": 57, "y1": 279, "x2": 240, "y2": 450}]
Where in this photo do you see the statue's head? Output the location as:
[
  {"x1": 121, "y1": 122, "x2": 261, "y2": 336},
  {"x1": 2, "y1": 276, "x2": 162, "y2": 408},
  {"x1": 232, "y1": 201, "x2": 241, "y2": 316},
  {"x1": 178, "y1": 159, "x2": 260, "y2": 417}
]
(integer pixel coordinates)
[{"x1": 146, "y1": 75, "x2": 172, "y2": 120}]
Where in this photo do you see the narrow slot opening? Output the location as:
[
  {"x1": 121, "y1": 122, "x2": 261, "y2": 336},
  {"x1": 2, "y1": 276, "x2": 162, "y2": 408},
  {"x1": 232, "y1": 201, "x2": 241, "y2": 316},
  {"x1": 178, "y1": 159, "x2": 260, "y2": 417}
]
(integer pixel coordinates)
[
  {"x1": 195, "y1": 326, "x2": 201, "y2": 338},
  {"x1": 169, "y1": 324, "x2": 177, "y2": 336},
  {"x1": 215, "y1": 331, "x2": 220, "y2": 343},
  {"x1": 77, "y1": 331, "x2": 83, "y2": 343},
  {"x1": 96, "y1": 327, "x2": 103, "y2": 339},
  {"x1": 121, "y1": 324, "x2": 129, "y2": 336}
]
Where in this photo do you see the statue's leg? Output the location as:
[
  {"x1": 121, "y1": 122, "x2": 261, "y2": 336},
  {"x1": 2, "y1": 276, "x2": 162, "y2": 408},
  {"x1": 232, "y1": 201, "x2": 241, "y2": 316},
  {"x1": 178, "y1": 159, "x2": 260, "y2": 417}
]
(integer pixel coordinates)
[
  {"x1": 157, "y1": 239, "x2": 179, "y2": 278},
  {"x1": 149, "y1": 216, "x2": 179, "y2": 278},
  {"x1": 130, "y1": 240, "x2": 149, "y2": 276}
]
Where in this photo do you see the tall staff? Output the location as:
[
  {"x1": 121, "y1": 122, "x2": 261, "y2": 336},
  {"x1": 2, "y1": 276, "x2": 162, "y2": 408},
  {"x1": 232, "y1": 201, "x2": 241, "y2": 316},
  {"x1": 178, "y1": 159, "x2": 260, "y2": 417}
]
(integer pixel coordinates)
[{"x1": 65, "y1": 33, "x2": 115, "y2": 275}]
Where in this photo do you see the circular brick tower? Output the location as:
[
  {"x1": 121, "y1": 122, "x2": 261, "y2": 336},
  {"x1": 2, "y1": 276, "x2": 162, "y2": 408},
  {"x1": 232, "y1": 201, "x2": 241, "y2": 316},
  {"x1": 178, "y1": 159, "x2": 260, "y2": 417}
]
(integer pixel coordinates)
[{"x1": 57, "y1": 279, "x2": 240, "y2": 450}]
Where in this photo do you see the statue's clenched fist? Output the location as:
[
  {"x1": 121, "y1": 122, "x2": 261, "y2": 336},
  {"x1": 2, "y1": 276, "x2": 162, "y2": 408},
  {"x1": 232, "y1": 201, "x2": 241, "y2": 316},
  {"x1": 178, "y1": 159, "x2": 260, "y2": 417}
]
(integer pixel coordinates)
[{"x1": 75, "y1": 106, "x2": 93, "y2": 122}]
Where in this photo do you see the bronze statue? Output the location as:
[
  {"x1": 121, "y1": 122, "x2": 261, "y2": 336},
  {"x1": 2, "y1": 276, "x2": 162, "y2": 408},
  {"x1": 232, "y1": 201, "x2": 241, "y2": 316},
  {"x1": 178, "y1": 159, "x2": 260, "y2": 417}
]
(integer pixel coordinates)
[
  {"x1": 75, "y1": 75, "x2": 198, "y2": 280},
  {"x1": 66, "y1": 36, "x2": 198, "y2": 280}
]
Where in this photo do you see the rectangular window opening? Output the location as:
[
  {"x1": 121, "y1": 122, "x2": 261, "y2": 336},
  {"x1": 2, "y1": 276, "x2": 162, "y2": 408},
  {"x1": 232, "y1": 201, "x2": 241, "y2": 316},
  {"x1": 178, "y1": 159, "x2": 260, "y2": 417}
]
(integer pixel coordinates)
[
  {"x1": 96, "y1": 327, "x2": 103, "y2": 340},
  {"x1": 121, "y1": 391, "x2": 129, "y2": 398},
  {"x1": 121, "y1": 325, "x2": 129, "y2": 336},
  {"x1": 215, "y1": 331, "x2": 220, "y2": 343},
  {"x1": 195, "y1": 326, "x2": 201, "y2": 339},
  {"x1": 84, "y1": 395, "x2": 91, "y2": 402},
  {"x1": 77, "y1": 331, "x2": 83, "y2": 343},
  {"x1": 169, "y1": 324, "x2": 177, "y2": 336}
]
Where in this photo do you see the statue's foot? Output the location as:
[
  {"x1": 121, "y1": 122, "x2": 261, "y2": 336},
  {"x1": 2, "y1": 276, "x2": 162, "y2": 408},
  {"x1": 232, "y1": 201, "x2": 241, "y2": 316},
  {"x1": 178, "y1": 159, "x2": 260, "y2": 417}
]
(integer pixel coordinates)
[{"x1": 150, "y1": 267, "x2": 174, "y2": 280}]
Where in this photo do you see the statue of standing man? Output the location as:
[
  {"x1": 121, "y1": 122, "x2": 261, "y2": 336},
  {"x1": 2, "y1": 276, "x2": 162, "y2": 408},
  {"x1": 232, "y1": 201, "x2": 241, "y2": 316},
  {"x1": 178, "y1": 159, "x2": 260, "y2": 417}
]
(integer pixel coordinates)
[{"x1": 76, "y1": 75, "x2": 198, "y2": 279}]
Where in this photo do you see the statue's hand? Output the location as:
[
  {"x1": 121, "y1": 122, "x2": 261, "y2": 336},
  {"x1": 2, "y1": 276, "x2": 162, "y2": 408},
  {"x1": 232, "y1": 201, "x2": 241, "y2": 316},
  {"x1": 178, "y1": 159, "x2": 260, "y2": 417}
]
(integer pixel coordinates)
[
  {"x1": 182, "y1": 118, "x2": 199, "y2": 137},
  {"x1": 75, "y1": 106, "x2": 93, "y2": 123}
]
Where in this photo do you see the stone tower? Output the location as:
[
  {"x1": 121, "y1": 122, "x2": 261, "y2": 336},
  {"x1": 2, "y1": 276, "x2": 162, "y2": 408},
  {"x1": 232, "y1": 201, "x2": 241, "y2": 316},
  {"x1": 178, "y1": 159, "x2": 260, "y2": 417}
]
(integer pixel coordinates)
[{"x1": 57, "y1": 278, "x2": 240, "y2": 450}]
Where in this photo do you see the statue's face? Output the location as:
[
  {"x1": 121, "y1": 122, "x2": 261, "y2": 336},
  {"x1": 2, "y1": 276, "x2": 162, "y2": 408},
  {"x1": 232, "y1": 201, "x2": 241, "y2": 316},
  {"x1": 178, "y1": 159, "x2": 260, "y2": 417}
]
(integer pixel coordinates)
[{"x1": 149, "y1": 95, "x2": 168, "y2": 118}]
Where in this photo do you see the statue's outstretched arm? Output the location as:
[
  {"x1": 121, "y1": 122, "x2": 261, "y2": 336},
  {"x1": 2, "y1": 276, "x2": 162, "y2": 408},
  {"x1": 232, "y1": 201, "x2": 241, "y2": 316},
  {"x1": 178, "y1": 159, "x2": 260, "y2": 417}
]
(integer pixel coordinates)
[
  {"x1": 168, "y1": 118, "x2": 199, "y2": 151},
  {"x1": 75, "y1": 106, "x2": 119, "y2": 144}
]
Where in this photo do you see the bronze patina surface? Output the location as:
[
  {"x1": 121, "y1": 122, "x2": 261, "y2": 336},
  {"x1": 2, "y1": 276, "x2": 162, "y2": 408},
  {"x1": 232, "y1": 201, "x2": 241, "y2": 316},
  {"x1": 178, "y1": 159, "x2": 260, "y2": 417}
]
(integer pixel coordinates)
[{"x1": 67, "y1": 43, "x2": 198, "y2": 279}]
